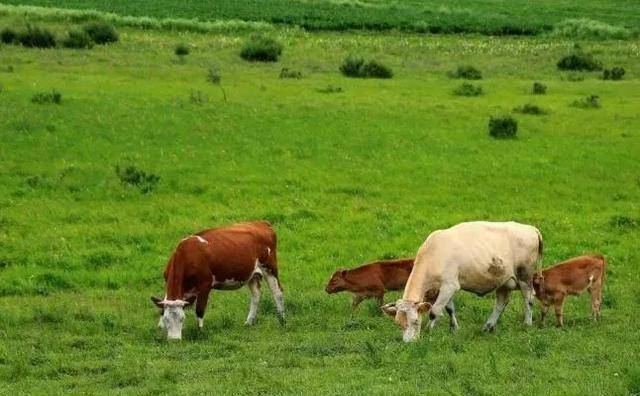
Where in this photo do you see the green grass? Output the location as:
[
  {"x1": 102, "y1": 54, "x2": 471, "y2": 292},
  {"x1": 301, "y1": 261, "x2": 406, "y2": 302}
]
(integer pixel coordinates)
[
  {"x1": 2, "y1": 0, "x2": 640, "y2": 34},
  {"x1": 0, "y1": 16, "x2": 640, "y2": 395}
]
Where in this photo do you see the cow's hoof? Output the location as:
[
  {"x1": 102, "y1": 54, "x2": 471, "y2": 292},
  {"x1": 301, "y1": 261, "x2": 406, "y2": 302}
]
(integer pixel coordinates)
[
  {"x1": 450, "y1": 324, "x2": 459, "y2": 333},
  {"x1": 482, "y1": 323, "x2": 496, "y2": 332},
  {"x1": 244, "y1": 319, "x2": 256, "y2": 326},
  {"x1": 277, "y1": 315, "x2": 286, "y2": 326}
]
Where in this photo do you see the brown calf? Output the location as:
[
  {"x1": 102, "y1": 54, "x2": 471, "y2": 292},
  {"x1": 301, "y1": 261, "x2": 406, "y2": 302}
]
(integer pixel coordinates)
[{"x1": 532, "y1": 254, "x2": 606, "y2": 327}]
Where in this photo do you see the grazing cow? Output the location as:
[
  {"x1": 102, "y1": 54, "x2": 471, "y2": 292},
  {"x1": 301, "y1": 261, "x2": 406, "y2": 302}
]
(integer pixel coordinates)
[
  {"x1": 532, "y1": 254, "x2": 606, "y2": 327},
  {"x1": 151, "y1": 221, "x2": 285, "y2": 340},
  {"x1": 381, "y1": 221, "x2": 542, "y2": 342}
]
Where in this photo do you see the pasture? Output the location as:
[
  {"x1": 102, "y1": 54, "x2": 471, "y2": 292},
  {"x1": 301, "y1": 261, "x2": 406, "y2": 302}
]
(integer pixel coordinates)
[{"x1": 1, "y1": 8, "x2": 640, "y2": 395}]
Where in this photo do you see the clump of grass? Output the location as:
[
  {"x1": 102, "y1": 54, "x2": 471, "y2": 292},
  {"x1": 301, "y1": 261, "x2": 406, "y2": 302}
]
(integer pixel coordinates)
[
  {"x1": 628, "y1": 368, "x2": 640, "y2": 395},
  {"x1": 189, "y1": 90, "x2": 208, "y2": 104},
  {"x1": 317, "y1": 85, "x2": 343, "y2": 94},
  {"x1": 83, "y1": 22, "x2": 119, "y2": 44},
  {"x1": 513, "y1": 103, "x2": 547, "y2": 115},
  {"x1": 552, "y1": 18, "x2": 633, "y2": 40},
  {"x1": 448, "y1": 65, "x2": 482, "y2": 80},
  {"x1": 563, "y1": 72, "x2": 585, "y2": 82},
  {"x1": 489, "y1": 115, "x2": 518, "y2": 139},
  {"x1": 174, "y1": 42, "x2": 189, "y2": 57},
  {"x1": 571, "y1": 95, "x2": 600, "y2": 109},
  {"x1": 115, "y1": 165, "x2": 160, "y2": 193},
  {"x1": 602, "y1": 67, "x2": 625, "y2": 81},
  {"x1": 610, "y1": 215, "x2": 638, "y2": 229},
  {"x1": 240, "y1": 34, "x2": 282, "y2": 62},
  {"x1": 279, "y1": 67, "x2": 303, "y2": 79},
  {"x1": 17, "y1": 25, "x2": 56, "y2": 48},
  {"x1": 557, "y1": 49, "x2": 602, "y2": 71},
  {"x1": 453, "y1": 82, "x2": 483, "y2": 96},
  {"x1": 339, "y1": 56, "x2": 392, "y2": 79},
  {"x1": 532, "y1": 82, "x2": 547, "y2": 94},
  {"x1": 1, "y1": 27, "x2": 18, "y2": 44},
  {"x1": 31, "y1": 90, "x2": 62, "y2": 104},
  {"x1": 62, "y1": 29, "x2": 94, "y2": 49},
  {"x1": 207, "y1": 67, "x2": 227, "y2": 102}
]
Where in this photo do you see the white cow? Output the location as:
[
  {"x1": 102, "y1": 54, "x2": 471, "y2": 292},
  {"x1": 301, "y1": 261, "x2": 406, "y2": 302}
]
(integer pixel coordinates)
[{"x1": 382, "y1": 221, "x2": 542, "y2": 342}]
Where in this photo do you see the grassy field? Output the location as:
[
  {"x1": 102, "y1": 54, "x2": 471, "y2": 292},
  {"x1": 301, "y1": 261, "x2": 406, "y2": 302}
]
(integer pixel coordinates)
[
  {"x1": 1, "y1": 0, "x2": 640, "y2": 34},
  {"x1": 1, "y1": 12, "x2": 640, "y2": 395}
]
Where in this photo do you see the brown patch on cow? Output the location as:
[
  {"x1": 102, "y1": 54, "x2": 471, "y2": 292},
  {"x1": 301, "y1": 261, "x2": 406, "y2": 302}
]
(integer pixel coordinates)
[{"x1": 488, "y1": 257, "x2": 505, "y2": 276}]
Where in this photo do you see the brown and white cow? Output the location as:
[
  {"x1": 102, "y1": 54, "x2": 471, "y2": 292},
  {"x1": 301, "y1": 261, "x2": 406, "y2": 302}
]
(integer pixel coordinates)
[
  {"x1": 532, "y1": 254, "x2": 606, "y2": 327},
  {"x1": 381, "y1": 221, "x2": 542, "y2": 342},
  {"x1": 151, "y1": 221, "x2": 285, "y2": 340}
]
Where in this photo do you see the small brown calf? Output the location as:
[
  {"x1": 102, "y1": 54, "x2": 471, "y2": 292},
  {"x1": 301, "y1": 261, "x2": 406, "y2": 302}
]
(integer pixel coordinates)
[{"x1": 532, "y1": 254, "x2": 606, "y2": 327}]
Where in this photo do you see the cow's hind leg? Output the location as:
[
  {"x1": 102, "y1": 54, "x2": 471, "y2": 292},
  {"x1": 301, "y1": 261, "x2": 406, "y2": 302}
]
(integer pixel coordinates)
[
  {"x1": 427, "y1": 283, "x2": 459, "y2": 330},
  {"x1": 483, "y1": 287, "x2": 511, "y2": 332},
  {"x1": 518, "y1": 280, "x2": 535, "y2": 326},
  {"x1": 445, "y1": 299, "x2": 459, "y2": 332},
  {"x1": 264, "y1": 271, "x2": 285, "y2": 325},
  {"x1": 245, "y1": 275, "x2": 262, "y2": 326}
]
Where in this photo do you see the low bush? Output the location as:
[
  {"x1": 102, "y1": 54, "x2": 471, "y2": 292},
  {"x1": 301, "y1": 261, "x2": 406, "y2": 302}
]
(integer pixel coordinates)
[
  {"x1": 532, "y1": 82, "x2": 547, "y2": 94},
  {"x1": 17, "y1": 25, "x2": 56, "y2": 48},
  {"x1": 571, "y1": 95, "x2": 600, "y2": 109},
  {"x1": 603, "y1": 67, "x2": 625, "y2": 81},
  {"x1": 83, "y1": 22, "x2": 119, "y2": 45},
  {"x1": 513, "y1": 103, "x2": 547, "y2": 115},
  {"x1": 279, "y1": 68, "x2": 303, "y2": 79},
  {"x1": 552, "y1": 18, "x2": 633, "y2": 40},
  {"x1": 1, "y1": 27, "x2": 18, "y2": 44},
  {"x1": 175, "y1": 42, "x2": 189, "y2": 57},
  {"x1": 62, "y1": 29, "x2": 94, "y2": 49},
  {"x1": 31, "y1": 90, "x2": 61, "y2": 104},
  {"x1": 557, "y1": 50, "x2": 602, "y2": 71},
  {"x1": 489, "y1": 115, "x2": 518, "y2": 139},
  {"x1": 448, "y1": 65, "x2": 482, "y2": 80},
  {"x1": 339, "y1": 56, "x2": 393, "y2": 79},
  {"x1": 115, "y1": 165, "x2": 159, "y2": 194},
  {"x1": 240, "y1": 34, "x2": 282, "y2": 62},
  {"x1": 453, "y1": 82, "x2": 483, "y2": 96}
]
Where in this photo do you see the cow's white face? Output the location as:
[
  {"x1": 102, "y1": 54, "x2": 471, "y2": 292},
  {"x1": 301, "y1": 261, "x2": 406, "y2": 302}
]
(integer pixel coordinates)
[
  {"x1": 152, "y1": 298, "x2": 190, "y2": 340},
  {"x1": 382, "y1": 300, "x2": 431, "y2": 342}
]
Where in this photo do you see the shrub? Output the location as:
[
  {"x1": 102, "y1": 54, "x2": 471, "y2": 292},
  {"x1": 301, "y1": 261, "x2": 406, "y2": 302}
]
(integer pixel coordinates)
[
  {"x1": 31, "y1": 90, "x2": 62, "y2": 104},
  {"x1": 448, "y1": 65, "x2": 482, "y2": 80},
  {"x1": 557, "y1": 50, "x2": 602, "y2": 71},
  {"x1": 17, "y1": 26, "x2": 56, "y2": 48},
  {"x1": 489, "y1": 115, "x2": 518, "y2": 139},
  {"x1": 571, "y1": 95, "x2": 600, "y2": 109},
  {"x1": 174, "y1": 42, "x2": 189, "y2": 57},
  {"x1": 62, "y1": 29, "x2": 94, "y2": 49},
  {"x1": 83, "y1": 22, "x2": 119, "y2": 45},
  {"x1": 552, "y1": 18, "x2": 633, "y2": 40},
  {"x1": 339, "y1": 56, "x2": 393, "y2": 79},
  {"x1": 532, "y1": 82, "x2": 547, "y2": 94},
  {"x1": 453, "y1": 82, "x2": 483, "y2": 96},
  {"x1": 240, "y1": 34, "x2": 282, "y2": 62},
  {"x1": 513, "y1": 103, "x2": 547, "y2": 115},
  {"x1": 279, "y1": 67, "x2": 303, "y2": 79},
  {"x1": 1, "y1": 27, "x2": 18, "y2": 44},
  {"x1": 115, "y1": 165, "x2": 159, "y2": 194},
  {"x1": 603, "y1": 67, "x2": 625, "y2": 81},
  {"x1": 207, "y1": 68, "x2": 221, "y2": 84},
  {"x1": 317, "y1": 85, "x2": 343, "y2": 94}
]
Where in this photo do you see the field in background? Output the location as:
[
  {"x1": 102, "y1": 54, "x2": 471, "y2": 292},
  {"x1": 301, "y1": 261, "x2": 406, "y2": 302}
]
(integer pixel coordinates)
[
  {"x1": 1, "y1": 0, "x2": 640, "y2": 34},
  {"x1": 1, "y1": 9, "x2": 640, "y2": 396}
]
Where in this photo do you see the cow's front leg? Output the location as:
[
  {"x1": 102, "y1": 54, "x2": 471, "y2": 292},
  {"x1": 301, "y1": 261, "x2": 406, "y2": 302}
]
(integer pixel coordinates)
[
  {"x1": 518, "y1": 280, "x2": 534, "y2": 326},
  {"x1": 483, "y1": 287, "x2": 511, "y2": 332},
  {"x1": 445, "y1": 299, "x2": 459, "y2": 332},
  {"x1": 245, "y1": 276, "x2": 262, "y2": 326},
  {"x1": 351, "y1": 295, "x2": 364, "y2": 310},
  {"x1": 195, "y1": 288, "x2": 211, "y2": 329},
  {"x1": 428, "y1": 284, "x2": 459, "y2": 330},
  {"x1": 540, "y1": 303, "x2": 550, "y2": 326}
]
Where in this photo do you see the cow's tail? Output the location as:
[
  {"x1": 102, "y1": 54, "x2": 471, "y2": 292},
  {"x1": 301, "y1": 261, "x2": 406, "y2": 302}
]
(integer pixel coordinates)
[{"x1": 535, "y1": 228, "x2": 543, "y2": 267}]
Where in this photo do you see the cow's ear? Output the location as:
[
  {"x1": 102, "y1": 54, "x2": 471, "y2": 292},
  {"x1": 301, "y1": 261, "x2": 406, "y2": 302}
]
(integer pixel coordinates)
[
  {"x1": 151, "y1": 296, "x2": 164, "y2": 308},
  {"x1": 381, "y1": 303, "x2": 397, "y2": 317},
  {"x1": 339, "y1": 269, "x2": 348, "y2": 277},
  {"x1": 417, "y1": 302, "x2": 432, "y2": 315}
]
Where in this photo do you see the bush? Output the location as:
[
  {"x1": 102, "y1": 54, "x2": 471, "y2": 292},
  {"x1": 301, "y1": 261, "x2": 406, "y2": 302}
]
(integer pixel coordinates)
[
  {"x1": 453, "y1": 82, "x2": 483, "y2": 96},
  {"x1": 83, "y1": 22, "x2": 119, "y2": 45},
  {"x1": 31, "y1": 90, "x2": 61, "y2": 104},
  {"x1": 603, "y1": 67, "x2": 625, "y2": 81},
  {"x1": 489, "y1": 115, "x2": 518, "y2": 139},
  {"x1": 1, "y1": 27, "x2": 18, "y2": 44},
  {"x1": 448, "y1": 65, "x2": 482, "y2": 80},
  {"x1": 17, "y1": 26, "x2": 56, "y2": 48},
  {"x1": 557, "y1": 50, "x2": 602, "y2": 71},
  {"x1": 115, "y1": 165, "x2": 159, "y2": 194},
  {"x1": 175, "y1": 42, "x2": 189, "y2": 57},
  {"x1": 339, "y1": 56, "x2": 393, "y2": 79},
  {"x1": 532, "y1": 82, "x2": 547, "y2": 94},
  {"x1": 62, "y1": 29, "x2": 94, "y2": 49},
  {"x1": 280, "y1": 68, "x2": 303, "y2": 79},
  {"x1": 552, "y1": 18, "x2": 633, "y2": 40},
  {"x1": 207, "y1": 68, "x2": 221, "y2": 84},
  {"x1": 571, "y1": 95, "x2": 600, "y2": 109},
  {"x1": 513, "y1": 103, "x2": 547, "y2": 115},
  {"x1": 240, "y1": 34, "x2": 282, "y2": 62}
]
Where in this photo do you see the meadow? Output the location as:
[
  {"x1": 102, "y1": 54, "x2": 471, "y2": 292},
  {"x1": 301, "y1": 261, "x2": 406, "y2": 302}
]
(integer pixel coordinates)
[{"x1": 1, "y1": 9, "x2": 640, "y2": 396}]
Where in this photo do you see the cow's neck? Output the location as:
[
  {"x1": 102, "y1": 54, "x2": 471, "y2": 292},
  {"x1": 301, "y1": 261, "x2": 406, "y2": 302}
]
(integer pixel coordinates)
[
  {"x1": 402, "y1": 260, "x2": 429, "y2": 302},
  {"x1": 166, "y1": 254, "x2": 185, "y2": 300}
]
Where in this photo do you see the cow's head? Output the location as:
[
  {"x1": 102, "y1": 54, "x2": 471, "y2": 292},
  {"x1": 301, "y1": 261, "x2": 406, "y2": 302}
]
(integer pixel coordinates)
[
  {"x1": 532, "y1": 272, "x2": 544, "y2": 294},
  {"x1": 381, "y1": 299, "x2": 431, "y2": 342},
  {"x1": 325, "y1": 269, "x2": 348, "y2": 294},
  {"x1": 151, "y1": 296, "x2": 192, "y2": 340}
]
